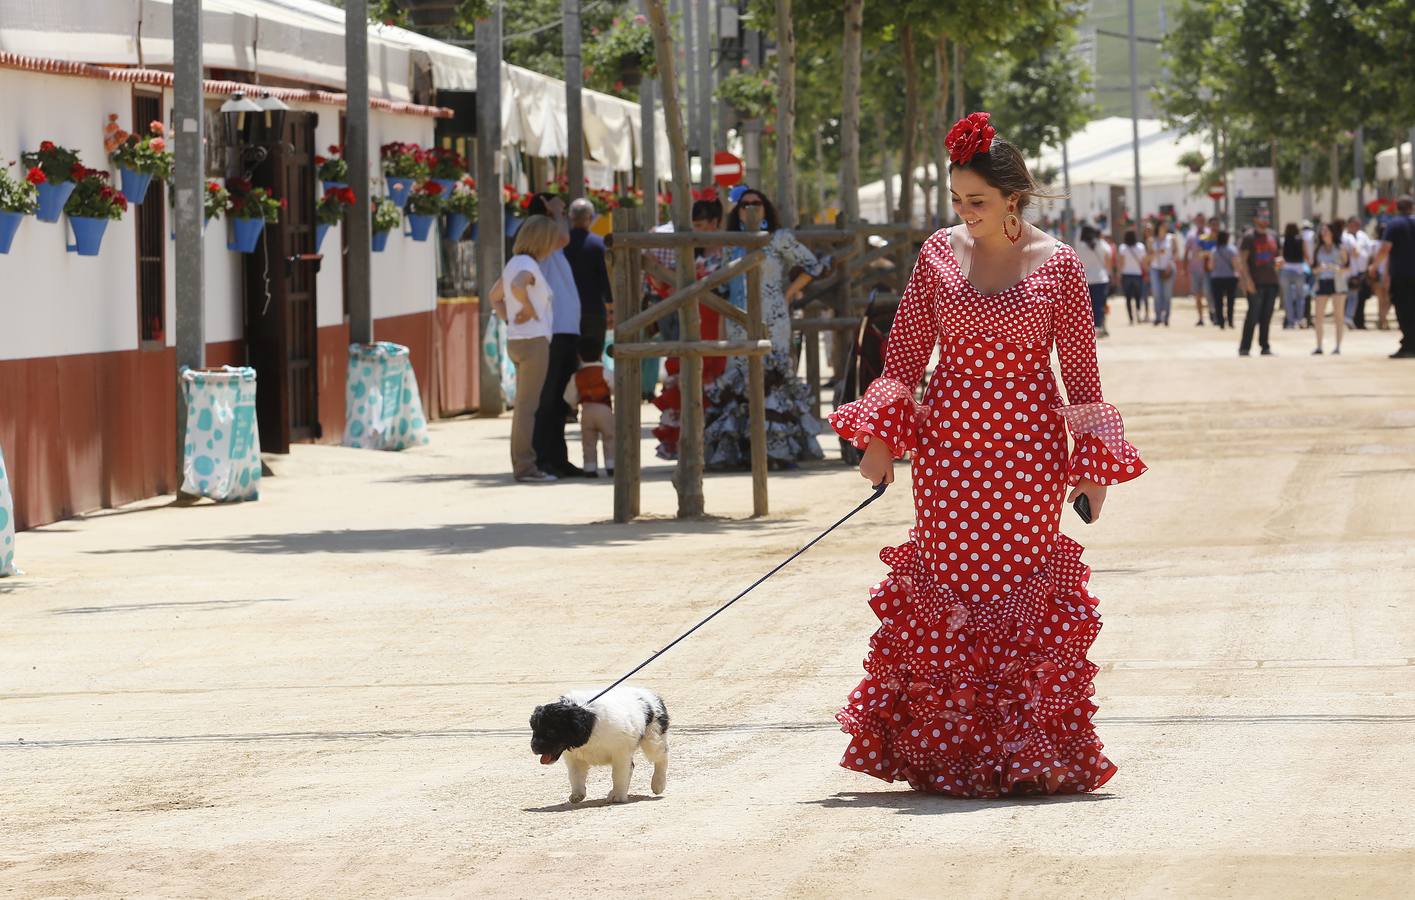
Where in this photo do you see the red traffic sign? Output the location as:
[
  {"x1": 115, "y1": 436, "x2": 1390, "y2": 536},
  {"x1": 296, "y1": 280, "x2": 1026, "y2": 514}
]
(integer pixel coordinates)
[
  {"x1": 1207, "y1": 179, "x2": 1225, "y2": 200},
  {"x1": 712, "y1": 151, "x2": 744, "y2": 187}
]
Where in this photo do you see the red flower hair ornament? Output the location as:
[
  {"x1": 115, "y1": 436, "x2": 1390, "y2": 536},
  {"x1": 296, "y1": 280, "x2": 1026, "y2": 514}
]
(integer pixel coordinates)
[{"x1": 946, "y1": 111, "x2": 997, "y2": 166}]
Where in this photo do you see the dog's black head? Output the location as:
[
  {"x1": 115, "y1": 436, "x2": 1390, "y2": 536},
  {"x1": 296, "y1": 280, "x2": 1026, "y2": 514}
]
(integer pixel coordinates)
[{"x1": 529, "y1": 699, "x2": 596, "y2": 765}]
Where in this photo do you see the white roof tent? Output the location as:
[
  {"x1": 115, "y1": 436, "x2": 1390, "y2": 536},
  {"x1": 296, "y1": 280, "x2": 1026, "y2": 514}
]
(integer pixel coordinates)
[{"x1": 0, "y1": 0, "x2": 667, "y2": 169}]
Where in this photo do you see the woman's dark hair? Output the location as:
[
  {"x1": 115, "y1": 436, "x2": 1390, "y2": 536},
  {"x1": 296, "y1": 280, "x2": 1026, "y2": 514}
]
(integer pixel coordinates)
[
  {"x1": 1217, "y1": 229, "x2": 1230, "y2": 246},
  {"x1": 691, "y1": 198, "x2": 723, "y2": 222},
  {"x1": 948, "y1": 136, "x2": 1062, "y2": 212},
  {"x1": 1284, "y1": 222, "x2": 1300, "y2": 240},
  {"x1": 1123, "y1": 229, "x2": 1138, "y2": 246},
  {"x1": 1320, "y1": 221, "x2": 1338, "y2": 246},
  {"x1": 726, "y1": 189, "x2": 781, "y2": 233},
  {"x1": 1080, "y1": 224, "x2": 1098, "y2": 249},
  {"x1": 525, "y1": 191, "x2": 560, "y2": 217}
]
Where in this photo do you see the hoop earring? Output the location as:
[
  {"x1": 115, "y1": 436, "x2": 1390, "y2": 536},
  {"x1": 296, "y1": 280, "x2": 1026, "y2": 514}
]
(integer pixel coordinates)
[{"x1": 1003, "y1": 211, "x2": 1022, "y2": 245}]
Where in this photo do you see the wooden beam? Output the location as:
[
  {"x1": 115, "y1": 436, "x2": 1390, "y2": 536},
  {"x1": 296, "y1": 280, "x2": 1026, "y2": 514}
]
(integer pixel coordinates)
[
  {"x1": 614, "y1": 249, "x2": 765, "y2": 337},
  {"x1": 743, "y1": 205, "x2": 768, "y2": 518},
  {"x1": 610, "y1": 207, "x2": 642, "y2": 523},
  {"x1": 612, "y1": 339, "x2": 773, "y2": 359}
]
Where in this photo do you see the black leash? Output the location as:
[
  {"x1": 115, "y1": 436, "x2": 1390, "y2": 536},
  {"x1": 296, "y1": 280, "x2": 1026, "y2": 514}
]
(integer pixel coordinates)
[{"x1": 587, "y1": 482, "x2": 889, "y2": 704}]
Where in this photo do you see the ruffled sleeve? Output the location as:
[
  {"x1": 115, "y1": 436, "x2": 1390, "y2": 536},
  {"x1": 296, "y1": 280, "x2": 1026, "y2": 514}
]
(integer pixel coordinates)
[
  {"x1": 1052, "y1": 249, "x2": 1147, "y2": 486},
  {"x1": 827, "y1": 237, "x2": 940, "y2": 459}
]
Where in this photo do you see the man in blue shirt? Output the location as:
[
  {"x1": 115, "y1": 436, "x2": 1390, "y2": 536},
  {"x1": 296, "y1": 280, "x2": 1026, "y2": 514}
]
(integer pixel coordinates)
[
  {"x1": 1369, "y1": 195, "x2": 1415, "y2": 358},
  {"x1": 526, "y1": 192, "x2": 585, "y2": 477}
]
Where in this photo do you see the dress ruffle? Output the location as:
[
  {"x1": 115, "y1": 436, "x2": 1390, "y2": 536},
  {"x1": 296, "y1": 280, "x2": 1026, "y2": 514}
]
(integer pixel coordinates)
[
  {"x1": 837, "y1": 533, "x2": 1116, "y2": 797},
  {"x1": 1053, "y1": 401, "x2": 1147, "y2": 486},
  {"x1": 827, "y1": 377, "x2": 932, "y2": 459},
  {"x1": 703, "y1": 352, "x2": 823, "y2": 467}
]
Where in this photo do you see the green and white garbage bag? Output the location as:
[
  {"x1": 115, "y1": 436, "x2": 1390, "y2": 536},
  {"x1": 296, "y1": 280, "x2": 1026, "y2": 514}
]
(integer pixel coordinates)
[
  {"x1": 343, "y1": 342, "x2": 431, "y2": 450},
  {"x1": 481, "y1": 312, "x2": 517, "y2": 406},
  {"x1": 1, "y1": 443, "x2": 17, "y2": 576},
  {"x1": 180, "y1": 366, "x2": 262, "y2": 502}
]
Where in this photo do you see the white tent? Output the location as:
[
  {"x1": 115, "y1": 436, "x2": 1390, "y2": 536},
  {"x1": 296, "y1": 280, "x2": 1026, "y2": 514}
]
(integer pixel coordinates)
[
  {"x1": 0, "y1": 0, "x2": 667, "y2": 169},
  {"x1": 1376, "y1": 141, "x2": 1412, "y2": 183}
]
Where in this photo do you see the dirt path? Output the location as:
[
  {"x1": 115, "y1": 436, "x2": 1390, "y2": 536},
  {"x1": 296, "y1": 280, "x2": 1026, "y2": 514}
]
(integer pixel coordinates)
[{"x1": 3, "y1": 319, "x2": 1413, "y2": 898}]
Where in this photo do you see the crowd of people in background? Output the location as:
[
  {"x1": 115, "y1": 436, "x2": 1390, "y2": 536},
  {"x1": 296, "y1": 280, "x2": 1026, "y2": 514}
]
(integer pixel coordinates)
[{"x1": 1073, "y1": 198, "x2": 1415, "y2": 360}]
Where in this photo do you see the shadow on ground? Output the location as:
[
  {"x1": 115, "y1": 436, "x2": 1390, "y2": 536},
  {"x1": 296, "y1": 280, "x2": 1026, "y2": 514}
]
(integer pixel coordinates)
[
  {"x1": 804, "y1": 790, "x2": 1117, "y2": 816},
  {"x1": 380, "y1": 459, "x2": 854, "y2": 489},
  {"x1": 88, "y1": 516, "x2": 797, "y2": 557}
]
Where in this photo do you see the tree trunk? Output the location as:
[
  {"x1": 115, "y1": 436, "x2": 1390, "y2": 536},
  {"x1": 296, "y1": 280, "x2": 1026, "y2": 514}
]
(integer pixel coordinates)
[
  {"x1": 934, "y1": 35, "x2": 951, "y2": 224},
  {"x1": 1270, "y1": 138, "x2": 1280, "y2": 229},
  {"x1": 896, "y1": 24, "x2": 918, "y2": 225},
  {"x1": 645, "y1": 0, "x2": 702, "y2": 517},
  {"x1": 814, "y1": 127, "x2": 827, "y2": 219},
  {"x1": 880, "y1": 108, "x2": 894, "y2": 218},
  {"x1": 1329, "y1": 140, "x2": 1340, "y2": 222},
  {"x1": 840, "y1": 0, "x2": 865, "y2": 223},
  {"x1": 775, "y1": 0, "x2": 798, "y2": 226},
  {"x1": 952, "y1": 42, "x2": 964, "y2": 124}
]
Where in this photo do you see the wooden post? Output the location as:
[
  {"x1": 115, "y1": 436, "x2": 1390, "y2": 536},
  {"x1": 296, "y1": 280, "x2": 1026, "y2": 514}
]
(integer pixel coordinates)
[
  {"x1": 646, "y1": 0, "x2": 703, "y2": 518},
  {"x1": 804, "y1": 314, "x2": 821, "y2": 421},
  {"x1": 840, "y1": 0, "x2": 865, "y2": 222},
  {"x1": 775, "y1": 0, "x2": 797, "y2": 227},
  {"x1": 746, "y1": 259, "x2": 768, "y2": 517},
  {"x1": 611, "y1": 207, "x2": 641, "y2": 523}
]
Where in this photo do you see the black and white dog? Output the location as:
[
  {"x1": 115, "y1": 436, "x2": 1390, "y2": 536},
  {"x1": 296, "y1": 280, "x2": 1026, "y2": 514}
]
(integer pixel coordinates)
[{"x1": 530, "y1": 686, "x2": 669, "y2": 804}]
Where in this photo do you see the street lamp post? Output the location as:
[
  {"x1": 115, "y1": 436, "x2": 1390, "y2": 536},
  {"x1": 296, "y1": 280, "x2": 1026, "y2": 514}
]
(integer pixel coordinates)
[{"x1": 174, "y1": 0, "x2": 204, "y2": 485}]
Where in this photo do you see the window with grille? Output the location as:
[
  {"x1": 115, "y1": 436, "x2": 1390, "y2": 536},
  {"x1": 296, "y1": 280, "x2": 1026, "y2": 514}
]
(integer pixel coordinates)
[{"x1": 134, "y1": 92, "x2": 166, "y2": 345}]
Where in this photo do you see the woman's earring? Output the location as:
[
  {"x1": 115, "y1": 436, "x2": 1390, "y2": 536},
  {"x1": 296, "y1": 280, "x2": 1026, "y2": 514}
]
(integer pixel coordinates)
[{"x1": 1003, "y1": 209, "x2": 1022, "y2": 245}]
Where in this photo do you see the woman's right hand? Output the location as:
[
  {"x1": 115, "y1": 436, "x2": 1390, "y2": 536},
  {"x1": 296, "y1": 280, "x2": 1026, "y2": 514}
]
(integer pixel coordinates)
[{"x1": 858, "y1": 436, "x2": 895, "y2": 487}]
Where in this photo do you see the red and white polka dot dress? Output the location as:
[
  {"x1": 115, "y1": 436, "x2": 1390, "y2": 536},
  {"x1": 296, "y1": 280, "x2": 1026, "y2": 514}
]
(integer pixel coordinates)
[{"x1": 829, "y1": 227, "x2": 1146, "y2": 797}]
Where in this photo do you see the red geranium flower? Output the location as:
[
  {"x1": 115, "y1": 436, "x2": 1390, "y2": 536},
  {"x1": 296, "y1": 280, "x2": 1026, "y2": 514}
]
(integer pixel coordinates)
[
  {"x1": 207, "y1": 181, "x2": 221, "y2": 193},
  {"x1": 314, "y1": 155, "x2": 327, "y2": 166},
  {"x1": 40, "y1": 141, "x2": 55, "y2": 152},
  {"x1": 422, "y1": 181, "x2": 443, "y2": 195},
  {"x1": 150, "y1": 137, "x2": 166, "y2": 153},
  {"x1": 279, "y1": 197, "x2": 288, "y2": 209},
  {"x1": 25, "y1": 167, "x2": 46, "y2": 185},
  {"x1": 70, "y1": 162, "x2": 86, "y2": 179},
  {"x1": 116, "y1": 195, "x2": 129, "y2": 211},
  {"x1": 945, "y1": 111, "x2": 996, "y2": 166},
  {"x1": 329, "y1": 144, "x2": 341, "y2": 155},
  {"x1": 339, "y1": 187, "x2": 357, "y2": 205}
]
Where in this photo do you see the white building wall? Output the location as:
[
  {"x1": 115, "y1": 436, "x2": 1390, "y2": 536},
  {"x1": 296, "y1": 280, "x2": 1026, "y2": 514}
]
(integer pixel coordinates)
[
  {"x1": 367, "y1": 109, "x2": 437, "y2": 323},
  {"x1": 0, "y1": 70, "x2": 140, "y2": 361}
]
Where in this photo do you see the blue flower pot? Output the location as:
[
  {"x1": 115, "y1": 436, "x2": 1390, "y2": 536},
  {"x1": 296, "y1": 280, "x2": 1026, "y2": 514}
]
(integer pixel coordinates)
[
  {"x1": 119, "y1": 168, "x2": 154, "y2": 204},
  {"x1": 431, "y1": 178, "x2": 458, "y2": 196},
  {"x1": 505, "y1": 209, "x2": 522, "y2": 238},
  {"x1": 386, "y1": 176, "x2": 415, "y2": 208},
  {"x1": 372, "y1": 228, "x2": 391, "y2": 252},
  {"x1": 323, "y1": 180, "x2": 348, "y2": 194},
  {"x1": 36, "y1": 180, "x2": 77, "y2": 223},
  {"x1": 315, "y1": 221, "x2": 332, "y2": 252},
  {"x1": 407, "y1": 212, "x2": 435, "y2": 242},
  {"x1": 469, "y1": 220, "x2": 479, "y2": 241},
  {"x1": 228, "y1": 216, "x2": 266, "y2": 253},
  {"x1": 0, "y1": 210, "x2": 25, "y2": 254},
  {"x1": 446, "y1": 212, "x2": 470, "y2": 241},
  {"x1": 66, "y1": 216, "x2": 109, "y2": 256}
]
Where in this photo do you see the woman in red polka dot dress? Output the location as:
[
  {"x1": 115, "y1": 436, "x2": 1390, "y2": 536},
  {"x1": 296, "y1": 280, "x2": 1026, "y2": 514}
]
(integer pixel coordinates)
[{"x1": 829, "y1": 113, "x2": 1147, "y2": 798}]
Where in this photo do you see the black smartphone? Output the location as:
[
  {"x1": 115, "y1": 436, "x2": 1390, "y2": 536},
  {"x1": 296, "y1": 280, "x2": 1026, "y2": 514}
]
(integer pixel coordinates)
[{"x1": 1073, "y1": 493, "x2": 1093, "y2": 524}]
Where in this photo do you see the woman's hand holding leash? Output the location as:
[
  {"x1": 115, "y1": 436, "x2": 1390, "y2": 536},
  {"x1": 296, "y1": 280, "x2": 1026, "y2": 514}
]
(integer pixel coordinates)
[
  {"x1": 1067, "y1": 479, "x2": 1107, "y2": 523},
  {"x1": 858, "y1": 437, "x2": 894, "y2": 486}
]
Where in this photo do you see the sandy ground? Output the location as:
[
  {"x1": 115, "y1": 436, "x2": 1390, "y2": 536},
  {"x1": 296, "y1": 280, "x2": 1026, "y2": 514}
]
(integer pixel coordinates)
[{"x1": 3, "y1": 312, "x2": 1414, "y2": 899}]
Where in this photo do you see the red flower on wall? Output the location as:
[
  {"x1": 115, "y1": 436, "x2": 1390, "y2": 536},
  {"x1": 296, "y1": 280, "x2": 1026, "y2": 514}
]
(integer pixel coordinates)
[{"x1": 25, "y1": 167, "x2": 46, "y2": 185}]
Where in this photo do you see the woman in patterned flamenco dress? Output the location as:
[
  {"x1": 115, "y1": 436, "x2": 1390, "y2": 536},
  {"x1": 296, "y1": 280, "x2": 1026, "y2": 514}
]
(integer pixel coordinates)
[{"x1": 829, "y1": 112, "x2": 1147, "y2": 797}]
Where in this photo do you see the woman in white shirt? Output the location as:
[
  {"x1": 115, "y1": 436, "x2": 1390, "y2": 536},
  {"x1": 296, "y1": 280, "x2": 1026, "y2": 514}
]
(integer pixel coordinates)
[
  {"x1": 491, "y1": 215, "x2": 561, "y2": 482},
  {"x1": 1118, "y1": 229, "x2": 1147, "y2": 324},
  {"x1": 1075, "y1": 224, "x2": 1113, "y2": 338},
  {"x1": 1144, "y1": 219, "x2": 1179, "y2": 327}
]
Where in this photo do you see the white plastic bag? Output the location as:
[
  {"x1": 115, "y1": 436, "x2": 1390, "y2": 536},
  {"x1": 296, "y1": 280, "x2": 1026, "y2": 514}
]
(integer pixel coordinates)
[
  {"x1": 180, "y1": 366, "x2": 262, "y2": 502},
  {"x1": 343, "y1": 342, "x2": 431, "y2": 450},
  {"x1": 0, "y1": 443, "x2": 18, "y2": 576},
  {"x1": 481, "y1": 312, "x2": 517, "y2": 406}
]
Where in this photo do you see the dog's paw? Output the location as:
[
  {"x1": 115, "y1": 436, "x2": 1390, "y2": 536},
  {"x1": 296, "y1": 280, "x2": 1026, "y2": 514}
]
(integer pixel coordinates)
[
  {"x1": 606, "y1": 790, "x2": 629, "y2": 804},
  {"x1": 569, "y1": 791, "x2": 586, "y2": 804},
  {"x1": 651, "y1": 773, "x2": 666, "y2": 795}
]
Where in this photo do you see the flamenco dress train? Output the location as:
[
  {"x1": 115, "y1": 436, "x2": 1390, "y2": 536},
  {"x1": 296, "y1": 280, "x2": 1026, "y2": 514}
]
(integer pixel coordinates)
[{"x1": 828, "y1": 228, "x2": 1146, "y2": 797}]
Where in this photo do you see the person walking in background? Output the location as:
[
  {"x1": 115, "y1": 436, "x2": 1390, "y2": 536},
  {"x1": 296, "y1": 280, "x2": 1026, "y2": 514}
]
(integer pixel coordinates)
[
  {"x1": 1076, "y1": 224, "x2": 1112, "y2": 338},
  {"x1": 1208, "y1": 229, "x2": 1240, "y2": 329},
  {"x1": 1342, "y1": 216, "x2": 1373, "y2": 329},
  {"x1": 1186, "y1": 213, "x2": 1211, "y2": 326},
  {"x1": 1310, "y1": 221, "x2": 1349, "y2": 355},
  {"x1": 1145, "y1": 219, "x2": 1178, "y2": 326},
  {"x1": 1368, "y1": 195, "x2": 1415, "y2": 358},
  {"x1": 489, "y1": 215, "x2": 561, "y2": 483},
  {"x1": 524, "y1": 192, "x2": 584, "y2": 479},
  {"x1": 1238, "y1": 212, "x2": 1281, "y2": 356},
  {"x1": 563, "y1": 343, "x2": 615, "y2": 476},
  {"x1": 1119, "y1": 229, "x2": 1146, "y2": 324},
  {"x1": 1300, "y1": 219, "x2": 1318, "y2": 327},
  {"x1": 1279, "y1": 223, "x2": 1309, "y2": 329},
  {"x1": 564, "y1": 198, "x2": 613, "y2": 370}
]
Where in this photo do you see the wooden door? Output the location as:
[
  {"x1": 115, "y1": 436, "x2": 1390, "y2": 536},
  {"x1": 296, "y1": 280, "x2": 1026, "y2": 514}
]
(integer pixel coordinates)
[{"x1": 244, "y1": 111, "x2": 320, "y2": 452}]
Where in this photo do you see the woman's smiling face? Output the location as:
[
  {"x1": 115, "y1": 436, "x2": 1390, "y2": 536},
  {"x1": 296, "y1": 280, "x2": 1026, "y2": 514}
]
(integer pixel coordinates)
[{"x1": 950, "y1": 168, "x2": 1018, "y2": 239}]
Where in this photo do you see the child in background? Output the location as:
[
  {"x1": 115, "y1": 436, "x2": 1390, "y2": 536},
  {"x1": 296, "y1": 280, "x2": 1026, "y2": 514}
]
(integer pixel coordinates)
[{"x1": 563, "y1": 344, "x2": 614, "y2": 478}]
